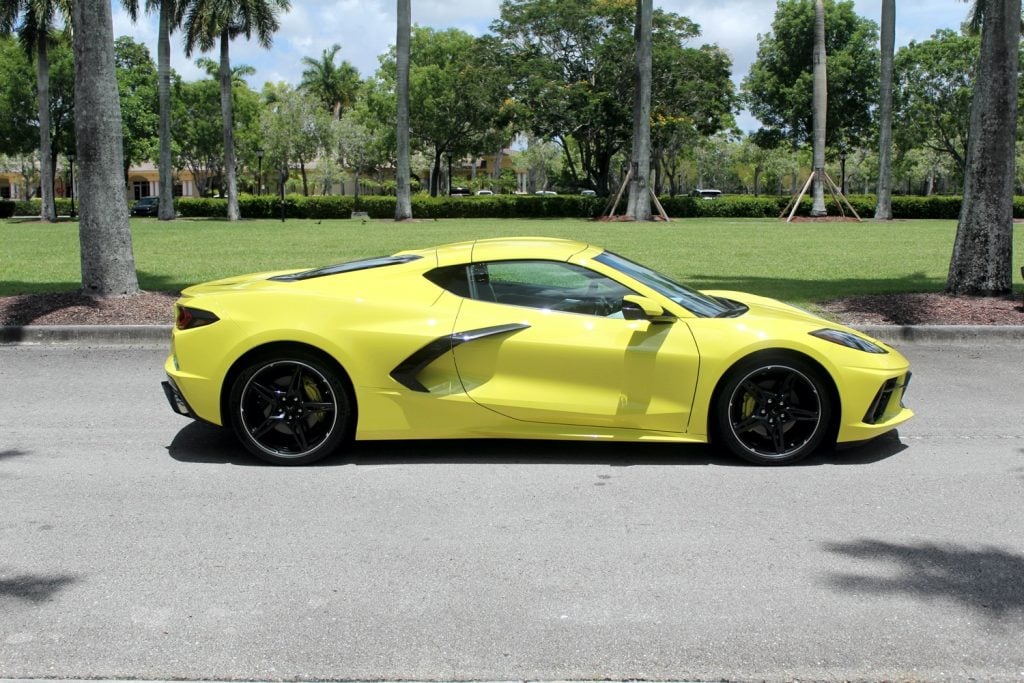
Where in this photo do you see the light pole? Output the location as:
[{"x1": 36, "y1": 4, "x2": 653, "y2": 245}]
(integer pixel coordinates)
[
  {"x1": 839, "y1": 151, "x2": 847, "y2": 196},
  {"x1": 256, "y1": 148, "x2": 264, "y2": 195},
  {"x1": 446, "y1": 147, "x2": 453, "y2": 196},
  {"x1": 280, "y1": 167, "x2": 286, "y2": 223},
  {"x1": 67, "y1": 153, "x2": 75, "y2": 218}
]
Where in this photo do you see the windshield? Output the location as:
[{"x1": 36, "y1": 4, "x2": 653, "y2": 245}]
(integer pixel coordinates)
[{"x1": 595, "y1": 250, "x2": 732, "y2": 318}]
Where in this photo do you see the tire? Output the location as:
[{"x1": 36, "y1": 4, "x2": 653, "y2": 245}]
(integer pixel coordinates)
[
  {"x1": 228, "y1": 351, "x2": 351, "y2": 465},
  {"x1": 715, "y1": 355, "x2": 832, "y2": 465}
]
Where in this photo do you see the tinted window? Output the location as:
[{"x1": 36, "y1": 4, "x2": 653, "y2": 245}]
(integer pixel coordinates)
[
  {"x1": 424, "y1": 265, "x2": 471, "y2": 298},
  {"x1": 475, "y1": 260, "x2": 634, "y2": 317}
]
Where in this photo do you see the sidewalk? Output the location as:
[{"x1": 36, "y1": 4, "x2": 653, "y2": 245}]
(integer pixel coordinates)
[{"x1": 1, "y1": 323, "x2": 1022, "y2": 346}]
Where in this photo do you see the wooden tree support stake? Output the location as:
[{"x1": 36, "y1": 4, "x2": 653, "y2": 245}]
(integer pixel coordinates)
[
  {"x1": 602, "y1": 168, "x2": 670, "y2": 221},
  {"x1": 780, "y1": 170, "x2": 861, "y2": 222}
]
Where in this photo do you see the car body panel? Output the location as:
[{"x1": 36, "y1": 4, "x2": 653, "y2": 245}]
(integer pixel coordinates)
[
  {"x1": 164, "y1": 237, "x2": 912, "y2": 458},
  {"x1": 450, "y1": 297, "x2": 701, "y2": 432}
]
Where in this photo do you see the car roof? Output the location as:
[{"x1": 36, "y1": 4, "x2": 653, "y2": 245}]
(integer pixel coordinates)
[{"x1": 405, "y1": 236, "x2": 591, "y2": 266}]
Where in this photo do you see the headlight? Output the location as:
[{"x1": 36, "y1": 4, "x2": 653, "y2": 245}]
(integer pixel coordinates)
[{"x1": 810, "y1": 328, "x2": 888, "y2": 354}]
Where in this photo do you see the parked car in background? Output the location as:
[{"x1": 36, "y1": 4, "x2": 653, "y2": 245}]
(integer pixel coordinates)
[
  {"x1": 692, "y1": 188, "x2": 722, "y2": 200},
  {"x1": 475, "y1": 189, "x2": 494, "y2": 196},
  {"x1": 450, "y1": 186, "x2": 472, "y2": 196},
  {"x1": 580, "y1": 189, "x2": 597, "y2": 197},
  {"x1": 131, "y1": 196, "x2": 159, "y2": 216}
]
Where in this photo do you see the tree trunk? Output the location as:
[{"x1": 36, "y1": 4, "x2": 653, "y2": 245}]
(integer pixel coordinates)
[
  {"x1": 874, "y1": 0, "x2": 895, "y2": 220},
  {"x1": 72, "y1": 0, "x2": 140, "y2": 296},
  {"x1": 157, "y1": 0, "x2": 175, "y2": 220},
  {"x1": 946, "y1": 0, "x2": 1020, "y2": 295},
  {"x1": 394, "y1": 0, "x2": 413, "y2": 219},
  {"x1": 810, "y1": 0, "x2": 828, "y2": 216},
  {"x1": 219, "y1": 31, "x2": 240, "y2": 221},
  {"x1": 626, "y1": 0, "x2": 653, "y2": 220},
  {"x1": 36, "y1": 40, "x2": 56, "y2": 222}
]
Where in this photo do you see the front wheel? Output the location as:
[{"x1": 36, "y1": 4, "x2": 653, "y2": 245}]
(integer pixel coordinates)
[
  {"x1": 715, "y1": 356, "x2": 832, "y2": 465},
  {"x1": 228, "y1": 351, "x2": 351, "y2": 465}
]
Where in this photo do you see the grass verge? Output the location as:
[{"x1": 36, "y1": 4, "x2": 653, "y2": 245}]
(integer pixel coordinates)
[{"x1": 2, "y1": 216, "x2": 1021, "y2": 306}]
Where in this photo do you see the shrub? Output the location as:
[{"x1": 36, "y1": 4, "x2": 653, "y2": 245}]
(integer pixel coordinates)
[
  {"x1": 8, "y1": 198, "x2": 75, "y2": 217},
  {"x1": 0, "y1": 200, "x2": 14, "y2": 218},
  {"x1": 142, "y1": 191, "x2": 1024, "y2": 221}
]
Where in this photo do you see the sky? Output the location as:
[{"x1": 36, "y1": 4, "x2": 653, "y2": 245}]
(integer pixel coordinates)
[{"x1": 110, "y1": 0, "x2": 972, "y2": 133}]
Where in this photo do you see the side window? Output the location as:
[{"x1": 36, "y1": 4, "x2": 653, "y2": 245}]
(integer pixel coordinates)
[
  {"x1": 423, "y1": 265, "x2": 471, "y2": 298},
  {"x1": 481, "y1": 260, "x2": 635, "y2": 317}
]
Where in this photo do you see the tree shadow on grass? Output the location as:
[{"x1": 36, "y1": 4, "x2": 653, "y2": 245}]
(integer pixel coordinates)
[
  {"x1": 823, "y1": 539, "x2": 1024, "y2": 624},
  {"x1": 686, "y1": 272, "x2": 941, "y2": 304}
]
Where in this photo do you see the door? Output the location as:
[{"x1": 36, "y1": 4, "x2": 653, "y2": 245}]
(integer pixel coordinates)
[{"x1": 449, "y1": 260, "x2": 701, "y2": 433}]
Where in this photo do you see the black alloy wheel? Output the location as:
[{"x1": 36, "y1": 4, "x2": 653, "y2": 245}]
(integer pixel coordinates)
[
  {"x1": 229, "y1": 352, "x2": 351, "y2": 465},
  {"x1": 716, "y1": 357, "x2": 831, "y2": 465}
]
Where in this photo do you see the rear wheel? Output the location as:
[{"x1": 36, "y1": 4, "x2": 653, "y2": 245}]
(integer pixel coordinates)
[
  {"x1": 715, "y1": 356, "x2": 831, "y2": 465},
  {"x1": 228, "y1": 351, "x2": 351, "y2": 465}
]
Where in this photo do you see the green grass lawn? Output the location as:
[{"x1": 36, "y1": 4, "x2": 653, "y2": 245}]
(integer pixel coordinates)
[{"x1": 2, "y1": 216, "x2": 1021, "y2": 307}]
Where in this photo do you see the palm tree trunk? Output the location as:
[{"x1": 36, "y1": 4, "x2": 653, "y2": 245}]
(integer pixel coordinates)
[
  {"x1": 626, "y1": 0, "x2": 653, "y2": 220},
  {"x1": 394, "y1": 0, "x2": 413, "y2": 219},
  {"x1": 874, "y1": 0, "x2": 895, "y2": 220},
  {"x1": 219, "y1": 30, "x2": 240, "y2": 221},
  {"x1": 72, "y1": 0, "x2": 140, "y2": 296},
  {"x1": 36, "y1": 40, "x2": 56, "y2": 222},
  {"x1": 946, "y1": 0, "x2": 1020, "y2": 295},
  {"x1": 157, "y1": 0, "x2": 175, "y2": 220},
  {"x1": 810, "y1": 0, "x2": 828, "y2": 216}
]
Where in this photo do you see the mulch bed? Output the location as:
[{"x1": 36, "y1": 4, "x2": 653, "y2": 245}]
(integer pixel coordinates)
[{"x1": 0, "y1": 290, "x2": 1021, "y2": 327}]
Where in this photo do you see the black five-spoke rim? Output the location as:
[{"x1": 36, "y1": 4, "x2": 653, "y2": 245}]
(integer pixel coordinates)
[
  {"x1": 239, "y1": 361, "x2": 338, "y2": 457},
  {"x1": 727, "y1": 365, "x2": 822, "y2": 459}
]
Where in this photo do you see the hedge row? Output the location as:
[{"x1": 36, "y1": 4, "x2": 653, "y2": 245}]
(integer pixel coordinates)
[
  {"x1": 176, "y1": 193, "x2": 983, "y2": 220},
  {"x1": 5, "y1": 193, "x2": 1022, "y2": 221},
  {"x1": 6, "y1": 198, "x2": 75, "y2": 217}
]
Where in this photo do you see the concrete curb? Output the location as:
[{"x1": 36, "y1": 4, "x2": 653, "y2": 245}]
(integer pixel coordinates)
[
  {"x1": 854, "y1": 324, "x2": 1024, "y2": 343},
  {"x1": 0, "y1": 324, "x2": 172, "y2": 346},
  {"x1": 0, "y1": 323, "x2": 1021, "y2": 346}
]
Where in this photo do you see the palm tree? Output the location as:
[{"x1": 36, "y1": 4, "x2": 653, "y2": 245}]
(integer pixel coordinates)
[
  {"x1": 195, "y1": 55, "x2": 255, "y2": 82},
  {"x1": 394, "y1": 0, "x2": 412, "y2": 220},
  {"x1": 71, "y1": 0, "x2": 140, "y2": 296},
  {"x1": 625, "y1": 0, "x2": 652, "y2": 221},
  {"x1": 183, "y1": 0, "x2": 290, "y2": 221},
  {"x1": 874, "y1": 0, "x2": 895, "y2": 220},
  {"x1": 946, "y1": 0, "x2": 1021, "y2": 294},
  {"x1": 809, "y1": 0, "x2": 827, "y2": 216},
  {"x1": 0, "y1": 0, "x2": 70, "y2": 223},
  {"x1": 299, "y1": 43, "x2": 360, "y2": 120},
  {"x1": 123, "y1": 0, "x2": 186, "y2": 221}
]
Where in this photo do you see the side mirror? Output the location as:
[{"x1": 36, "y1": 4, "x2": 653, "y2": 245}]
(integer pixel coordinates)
[{"x1": 621, "y1": 295, "x2": 675, "y2": 323}]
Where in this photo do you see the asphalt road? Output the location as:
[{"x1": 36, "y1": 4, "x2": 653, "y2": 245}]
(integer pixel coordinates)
[{"x1": 1, "y1": 340, "x2": 1022, "y2": 682}]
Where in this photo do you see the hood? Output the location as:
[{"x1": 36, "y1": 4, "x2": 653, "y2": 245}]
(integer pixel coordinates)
[{"x1": 702, "y1": 289, "x2": 841, "y2": 328}]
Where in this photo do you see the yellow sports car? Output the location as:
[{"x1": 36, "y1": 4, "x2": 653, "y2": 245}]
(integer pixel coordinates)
[{"x1": 162, "y1": 237, "x2": 912, "y2": 466}]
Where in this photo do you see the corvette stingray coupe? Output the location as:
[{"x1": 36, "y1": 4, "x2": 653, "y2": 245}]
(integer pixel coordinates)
[{"x1": 162, "y1": 237, "x2": 912, "y2": 466}]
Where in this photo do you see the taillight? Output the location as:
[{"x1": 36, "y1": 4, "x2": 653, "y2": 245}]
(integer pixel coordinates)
[{"x1": 175, "y1": 306, "x2": 219, "y2": 330}]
